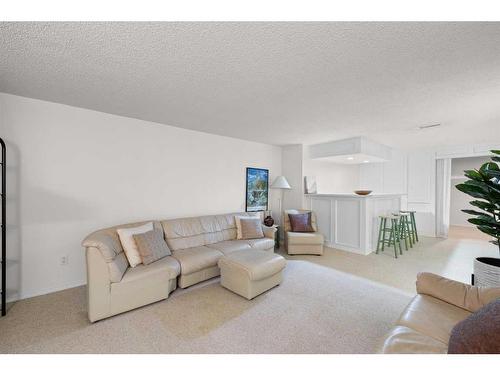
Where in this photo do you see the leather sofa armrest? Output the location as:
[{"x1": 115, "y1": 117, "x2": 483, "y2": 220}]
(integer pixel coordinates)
[
  {"x1": 262, "y1": 225, "x2": 277, "y2": 239},
  {"x1": 416, "y1": 272, "x2": 500, "y2": 312},
  {"x1": 82, "y1": 231, "x2": 122, "y2": 262}
]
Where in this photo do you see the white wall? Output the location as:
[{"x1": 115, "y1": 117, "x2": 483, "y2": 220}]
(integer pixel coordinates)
[
  {"x1": 449, "y1": 156, "x2": 490, "y2": 226},
  {"x1": 0, "y1": 93, "x2": 282, "y2": 301},
  {"x1": 281, "y1": 144, "x2": 304, "y2": 214},
  {"x1": 303, "y1": 158, "x2": 360, "y2": 193}
]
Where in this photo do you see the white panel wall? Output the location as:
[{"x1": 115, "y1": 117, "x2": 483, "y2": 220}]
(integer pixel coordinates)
[{"x1": 0, "y1": 93, "x2": 282, "y2": 301}]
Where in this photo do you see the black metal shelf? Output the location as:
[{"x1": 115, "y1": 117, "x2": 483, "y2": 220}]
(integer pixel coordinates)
[{"x1": 1, "y1": 137, "x2": 5, "y2": 316}]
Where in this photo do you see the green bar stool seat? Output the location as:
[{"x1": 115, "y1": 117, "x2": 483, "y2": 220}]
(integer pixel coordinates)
[
  {"x1": 376, "y1": 215, "x2": 402, "y2": 258},
  {"x1": 400, "y1": 210, "x2": 418, "y2": 243}
]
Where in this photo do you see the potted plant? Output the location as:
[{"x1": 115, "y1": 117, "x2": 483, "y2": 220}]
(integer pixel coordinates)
[{"x1": 456, "y1": 150, "x2": 500, "y2": 286}]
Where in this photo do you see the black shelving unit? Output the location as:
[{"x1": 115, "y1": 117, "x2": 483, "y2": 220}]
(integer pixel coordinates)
[{"x1": 1, "y1": 137, "x2": 5, "y2": 316}]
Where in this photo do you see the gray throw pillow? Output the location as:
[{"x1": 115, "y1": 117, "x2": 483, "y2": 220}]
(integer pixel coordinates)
[
  {"x1": 239, "y1": 217, "x2": 264, "y2": 239},
  {"x1": 448, "y1": 298, "x2": 500, "y2": 354},
  {"x1": 133, "y1": 228, "x2": 171, "y2": 265}
]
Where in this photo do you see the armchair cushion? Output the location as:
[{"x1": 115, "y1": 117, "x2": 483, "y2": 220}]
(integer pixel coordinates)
[
  {"x1": 287, "y1": 231, "x2": 324, "y2": 245},
  {"x1": 288, "y1": 212, "x2": 314, "y2": 232}
]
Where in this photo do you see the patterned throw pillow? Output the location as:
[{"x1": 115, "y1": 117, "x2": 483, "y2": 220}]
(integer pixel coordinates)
[
  {"x1": 288, "y1": 212, "x2": 314, "y2": 232},
  {"x1": 133, "y1": 228, "x2": 172, "y2": 265},
  {"x1": 239, "y1": 217, "x2": 264, "y2": 239}
]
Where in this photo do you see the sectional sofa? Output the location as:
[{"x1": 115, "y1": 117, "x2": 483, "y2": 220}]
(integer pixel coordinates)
[{"x1": 82, "y1": 212, "x2": 276, "y2": 322}]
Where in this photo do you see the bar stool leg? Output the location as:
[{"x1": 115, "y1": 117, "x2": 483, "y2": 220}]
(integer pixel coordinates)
[
  {"x1": 411, "y1": 212, "x2": 419, "y2": 242},
  {"x1": 376, "y1": 217, "x2": 384, "y2": 254},
  {"x1": 390, "y1": 218, "x2": 398, "y2": 258},
  {"x1": 406, "y1": 216, "x2": 413, "y2": 248},
  {"x1": 399, "y1": 217, "x2": 409, "y2": 251},
  {"x1": 381, "y1": 217, "x2": 386, "y2": 252}
]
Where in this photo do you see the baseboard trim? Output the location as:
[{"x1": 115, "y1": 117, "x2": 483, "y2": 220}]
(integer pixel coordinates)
[{"x1": 6, "y1": 280, "x2": 86, "y2": 303}]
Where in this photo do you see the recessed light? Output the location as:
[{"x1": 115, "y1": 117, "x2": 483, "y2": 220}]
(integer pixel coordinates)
[
  {"x1": 363, "y1": 160, "x2": 370, "y2": 163},
  {"x1": 347, "y1": 156, "x2": 354, "y2": 160}
]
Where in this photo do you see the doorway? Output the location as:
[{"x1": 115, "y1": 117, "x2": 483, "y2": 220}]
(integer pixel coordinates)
[{"x1": 436, "y1": 155, "x2": 491, "y2": 240}]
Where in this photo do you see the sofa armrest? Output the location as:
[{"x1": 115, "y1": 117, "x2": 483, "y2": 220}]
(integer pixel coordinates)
[
  {"x1": 82, "y1": 230, "x2": 122, "y2": 262},
  {"x1": 416, "y1": 272, "x2": 500, "y2": 312},
  {"x1": 262, "y1": 225, "x2": 277, "y2": 239}
]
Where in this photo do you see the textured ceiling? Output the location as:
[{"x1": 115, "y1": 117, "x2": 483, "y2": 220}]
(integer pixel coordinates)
[{"x1": 1, "y1": 22, "x2": 500, "y2": 149}]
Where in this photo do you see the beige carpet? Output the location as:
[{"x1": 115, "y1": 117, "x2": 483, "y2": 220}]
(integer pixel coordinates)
[
  {"x1": 0, "y1": 260, "x2": 411, "y2": 354},
  {"x1": 278, "y1": 227, "x2": 498, "y2": 294}
]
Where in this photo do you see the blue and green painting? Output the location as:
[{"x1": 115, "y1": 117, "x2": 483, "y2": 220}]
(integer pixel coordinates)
[{"x1": 246, "y1": 168, "x2": 269, "y2": 212}]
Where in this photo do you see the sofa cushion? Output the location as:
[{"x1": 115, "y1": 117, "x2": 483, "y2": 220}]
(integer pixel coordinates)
[
  {"x1": 245, "y1": 238, "x2": 275, "y2": 251},
  {"x1": 381, "y1": 326, "x2": 448, "y2": 354},
  {"x1": 239, "y1": 217, "x2": 264, "y2": 239},
  {"x1": 448, "y1": 298, "x2": 500, "y2": 354},
  {"x1": 162, "y1": 212, "x2": 261, "y2": 251},
  {"x1": 172, "y1": 246, "x2": 224, "y2": 275},
  {"x1": 218, "y1": 250, "x2": 286, "y2": 281},
  {"x1": 116, "y1": 222, "x2": 154, "y2": 267},
  {"x1": 206, "y1": 240, "x2": 252, "y2": 255},
  {"x1": 287, "y1": 231, "x2": 324, "y2": 245},
  {"x1": 134, "y1": 228, "x2": 172, "y2": 265},
  {"x1": 108, "y1": 252, "x2": 130, "y2": 282},
  {"x1": 115, "y1": 255, "x2": 180, "y2": 285},
  {"x1": 235, "y1": 213, "x2": 261, "y2": 239},
  {"x1": 397, "y1": 294, "x2": 471, "y2": 344}
]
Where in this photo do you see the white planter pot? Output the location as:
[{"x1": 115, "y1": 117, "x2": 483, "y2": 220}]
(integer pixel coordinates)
[{"x1": 474, "y1": 257, "x2": 500, "y2": 287}]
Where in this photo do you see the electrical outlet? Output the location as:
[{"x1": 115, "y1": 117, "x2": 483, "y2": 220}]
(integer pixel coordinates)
[{"x1": 60, "y1": 255, "x2": 69, "y2": 266}]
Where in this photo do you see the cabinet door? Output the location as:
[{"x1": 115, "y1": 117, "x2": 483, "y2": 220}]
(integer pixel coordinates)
[{"x1": 407, "y1": 152, "x2": 434, "y2": 203}]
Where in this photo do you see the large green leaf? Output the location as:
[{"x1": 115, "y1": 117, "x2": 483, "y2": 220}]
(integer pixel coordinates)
[
  {"x1": 477, "y1": 225, "x2": 500, "y2": 237},
  {"x1": 492, "y1": 156, "x2": 500, "y2": 163},
  {"x1": 480, "y1": 162, "x2": 500, "y2": 173},
  {"x1": 461, "y1": 209, "x2": 494, "y2": 218},
  {"x1": 470, "y1": 200, "x2": 499, "y2": 212},
  {"x1": 464, "y1": 169, "x2": 483, "y2": 181},
  {"x1": 456, "y1": 183, "x2": 490, "y2": 200},
  {"x1": 468, "y1": 221, "x2": 499, "y2": 230},
  {"x1": 490, "y1": 150, "x2": 500, "y2": 155}
]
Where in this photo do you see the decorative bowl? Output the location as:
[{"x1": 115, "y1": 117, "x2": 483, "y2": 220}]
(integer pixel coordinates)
[{"x1": 354, "y1": 190, "x2": 372, "y2": 196}]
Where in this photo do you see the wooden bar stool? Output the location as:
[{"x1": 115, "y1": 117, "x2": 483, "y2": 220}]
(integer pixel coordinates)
[
  {"x1": 400, "y1": 210, "x2": 418, "y2": 243},
  {"x1": 394, "y1": 212, "x2": 413, "y2": 250},
  {"x1": 376, "y1": 215, "x2": 402, "y2": 258}
]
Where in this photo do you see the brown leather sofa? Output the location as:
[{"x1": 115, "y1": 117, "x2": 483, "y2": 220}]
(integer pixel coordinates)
[
  {"x1": 380, "y1": 272, "x2": 500, "y2": 353},
  {"x1": 82, "y1": 212, "x2": 276, "y2": 322}
]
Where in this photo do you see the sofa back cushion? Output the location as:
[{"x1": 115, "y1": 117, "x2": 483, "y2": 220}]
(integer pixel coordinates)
[{"x1": 161, "y1": 212, "x2": 262, "y2": 251}]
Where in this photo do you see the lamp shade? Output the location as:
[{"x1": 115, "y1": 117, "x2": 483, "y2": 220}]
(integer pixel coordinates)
[{"x1": 271, "y1": 175, "x2": 291, "y2": 189}]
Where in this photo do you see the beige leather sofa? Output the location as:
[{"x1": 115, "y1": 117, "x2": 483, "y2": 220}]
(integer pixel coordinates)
[
  {"x1": 380, "y1": 272, "x2": 500, "y2": 353},
  {"x1": 283, "y1": 209, "x2": 324, "y2": 255},
  {"x1": 82, "y1": 212, "x2": 276, "y2": 322}
]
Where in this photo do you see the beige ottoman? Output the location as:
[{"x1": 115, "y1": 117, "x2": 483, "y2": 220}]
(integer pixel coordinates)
[{"x1": 218, "y1": 250, "x2": 286, "y2": 300}]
